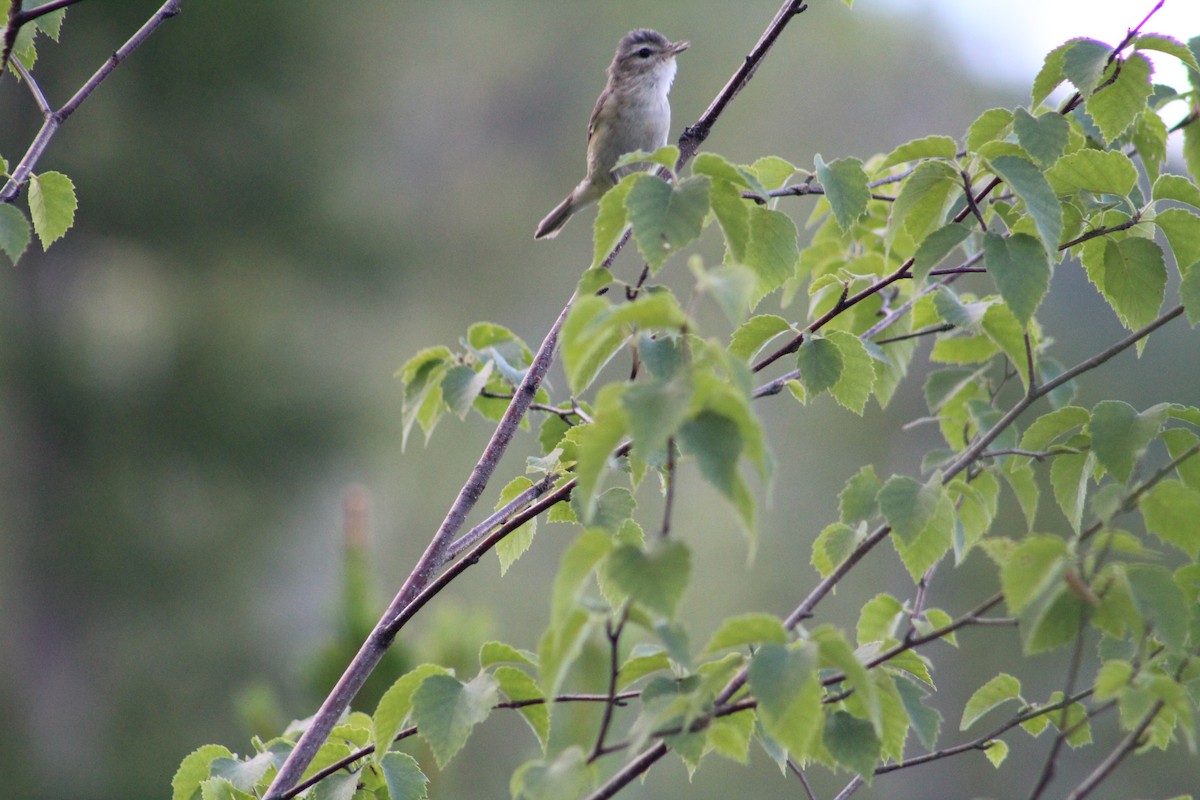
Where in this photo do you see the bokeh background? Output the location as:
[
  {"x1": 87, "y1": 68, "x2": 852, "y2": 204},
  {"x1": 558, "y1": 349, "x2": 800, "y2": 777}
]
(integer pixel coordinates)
[{"x1": 1, "y1": 1, "x2": 1198, "y2": 798}]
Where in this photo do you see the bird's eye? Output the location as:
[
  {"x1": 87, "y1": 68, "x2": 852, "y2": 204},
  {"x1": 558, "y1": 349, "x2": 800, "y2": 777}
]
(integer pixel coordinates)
[{"x1": 637, "y1": 47, "x2": 653, "y2": 58}]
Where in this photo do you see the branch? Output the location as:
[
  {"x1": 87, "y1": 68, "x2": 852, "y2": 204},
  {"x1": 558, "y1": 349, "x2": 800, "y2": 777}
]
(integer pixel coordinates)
[{"x1": 1, "y1": 0, "x2": 184, "y2": 203}]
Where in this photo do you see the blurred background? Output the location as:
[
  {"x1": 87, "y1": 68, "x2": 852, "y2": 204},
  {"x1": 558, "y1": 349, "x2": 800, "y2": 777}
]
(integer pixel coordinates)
[{"x1": 1, "y1": 1, "x2": 1198, "y2": 798}]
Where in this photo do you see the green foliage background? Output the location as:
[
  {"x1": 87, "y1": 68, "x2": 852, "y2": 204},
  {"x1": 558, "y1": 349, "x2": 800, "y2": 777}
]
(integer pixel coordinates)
[{"x1": 2, "y1": 2, "x2": 1198, "y2": 799}]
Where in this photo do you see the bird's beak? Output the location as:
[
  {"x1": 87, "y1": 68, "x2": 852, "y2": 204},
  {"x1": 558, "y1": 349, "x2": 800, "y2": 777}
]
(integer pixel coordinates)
[{"x1": 668, "y1": 40, "x2": 690, "y2": 56}]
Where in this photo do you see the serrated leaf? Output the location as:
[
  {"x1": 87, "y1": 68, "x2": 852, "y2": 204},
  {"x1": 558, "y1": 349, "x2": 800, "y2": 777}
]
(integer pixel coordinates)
[
  {"x1": 1152, "y1": 173, "x2": 1200, "y2": 211},
  {"x1": 729, "y1": 314, "x2": 792, "y2": 361},
  {"x1": 1090, "y1": 400, "x2": 1165, "y2": 483},
  {"x1": 856, "y1": 594, "x2": 903, "y2": 645},
  {"x1": 708, "y1": 177, "x2": 752, "y2": 263},
  {"x1": 1000, "y1": 534, "x2": 1066, "y2": 614},
  {"x1": 1063, "y1": 38, "x2": 1113, "y2": 95},
  {"x1": 199, "y1": 778, "x2": 254, "y2": 800},
  {"x1": 549, "y1": 529, "x2": 612, "y2": 627},
  {"x1": 1135, "y1": 33, "x2": 1200, "y2": 73},
  {"x1": 173, "y1": 745, "x2": 235, "y2": 800},
  {"x1": 811, "y1": 522, "x2": 861, "y2": 577},
  {"x1": 495, "y1": 476, "x2": 538, "y2": 574},
  {"x1": 1126, "y1": 564, "x2": 1190, "y2": 652},
  {"x1": 889, "y1": 161, "x2": 959, "y2": 249},
  {"x1": 28, "y1": 171, "x2": 76, "y2": 249},
  {"x1": 678, "y1": 409, "x2": 753, "y2": 532},
  {"x1": 825, "y1": 330, "x2": 875, "y2": 414},
  {"x1": 968, "y1": 108, "x2": 1014, "y2": 151},
  {"x1": 373, "y1": 664, "x2": 451, "y2": 762},
  {"x1": 816, "y1": 154, "x2": 870, "y2": 232},
  {"x1": 748, "y1": 643, "x2": 822, "y2": 758},
  {"x1": 1140, "y1": 479, "x2": 1200, "y2": 557},
  {"x1": 880, "y1": 135, "x2": 957, "y2": 169},
  {"x1": 606, "y1": 541, "x2": 690, "y2": 617},
  {"x1": 749, "y1": 156, "x2": 797, "y2": 190},
  {"x1": 1087, "y1": 52, "x2": 1153, "y2": 143},
  {"x1": 823, "y1": 710, "x2": 881, "y2": 779},
  {"x1": 511, "y1": 746, "x2": 589, "y2": 800},
  {"x1": 626, "y1": 174, "x2": 710, "y2": 272},
  {"x1": 703, "y1": 613, "x2": 788, "y2": 653},
  {"x1": 983, "y1": 232, "x2": 1050, "y2": 327},
  {"x1": 1013, "y1": 108, "x2": 1069, "y2": 166},
  {"x1": 743, "y1": 206, "x2": 800, "y2": 303},
  {"x1": 1183, "y1": 262, "x2": 1200, "y2": 326},
  {"x1": 441, "y1": 361, "x2": 493, "y2": 419},
  {"x1": 985, "y1": 738, "x2": 1009, "y2": 767},
  {"x1": 379, "y1": 752, "x2": 429, "y2": 800},
  {"x1": 411, "y1": 672, "x2": 499, "y2": 767},
  {"x1": 0, "y1": 203, "x2": 32, "y2": 264},
  {"x1": 796, "y1": 335, "x2": 843, "y2": 397},
  {"x1": 1046, "y1": 149, "x2": 1138, "y2": 198},
  {"x1": 911, "y1": 222, "x2": 971, "y2": 285},
  {"x1": 1050, "y1": 449, "x2": 1093, "y2": 532},
  {"x1": 894, "y1": 675, "x2": 942, "y2": 750},
  {"x1": 592, "y1": 178, "x2": 635, "y2": 268},
  {"x1": 707, "y1": 708, "x2": 755, "y2": 764},
  {"x1": 839, "y1": 464, "x2": 881, "y2": 524},
  {"x1": 1133, "y1": 108, "x2": 1168, "y2": 184},
  {"x1": 1155, "y1": 208, "x2": 1200, "y2": 278},
  {"x1": 614, "y1": 145, "x2": 679, "y2": 172},
  {"x1": 1032, "y1": 42, "x2": 1070, "y2": 105},
  {"x1": 1020, "y1": 405, "x2": 1090, "y2": 451},
  {"x1": 623, "y1": 376, "x2": 691, "y2": 463},
  {"x1": 989, "y1": 156, "x2": 1063, "y2": 252},
  {"x1": 961, "y1": 673, "x2": 1022, "y2": 730},
  {"x1": 493, "y1": 666, "x2": 549, "y2": 748}
]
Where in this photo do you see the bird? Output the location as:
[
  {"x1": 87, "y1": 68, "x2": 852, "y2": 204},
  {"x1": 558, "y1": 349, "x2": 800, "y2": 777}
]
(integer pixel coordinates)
[{"x1": 534, "y1": 28, "x2": 689, "y2": 239}]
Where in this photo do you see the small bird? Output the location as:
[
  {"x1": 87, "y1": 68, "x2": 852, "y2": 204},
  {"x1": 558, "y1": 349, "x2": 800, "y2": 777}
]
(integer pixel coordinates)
[{"x1": 535, "y1": 29, "x2": 689, "y2": 239}]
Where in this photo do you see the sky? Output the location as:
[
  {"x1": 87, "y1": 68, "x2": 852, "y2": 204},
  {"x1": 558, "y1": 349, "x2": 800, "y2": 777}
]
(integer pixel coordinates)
[{"x1": 875, "y1": 0, "x2": 1198, "y2": 120}]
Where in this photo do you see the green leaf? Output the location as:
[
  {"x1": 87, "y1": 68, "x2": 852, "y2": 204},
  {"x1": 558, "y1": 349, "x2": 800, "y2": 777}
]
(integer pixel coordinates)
[
  {"x1": 626, "y1": 174, "x2": 710, "y2": 273},
  {"x1": 480, "y1": 640, "x2": 537, "y2": 669},
  {"x1": 1133, "y1": 108, "x2": 1168, "y2": 184},
  {"x1": 1020, "y1": 405, "x2": 1090, "y2": 451},
  {"x1": 373, "y1": 664, "x2": 451, "y2": 763},
  {"x1": 748, "y1": 643, "x2": 822, "y2": 758},
  {"x1": 961, "y1": 673, "x2": 1022, "y2": 730},
  {"x1": 494, "y1": 666, "x2": 549, "y2": 748},
  {"x1": 1032, "y1": 42, "x2": 1070, "y2": 105},
  {"x1": 0, "y1": 203, "x2": 32, "y2": 264},
  {"x1": 623, "y1": 376, "x2": 691, "y2": 463},
  {"x1": 707, "y1": 709, "x2": 755, "y2": 764},
  {"x1": 199, "y1": 778, "x2": 254, "y2": 800},
  {"x1": 441, "y1": 362, "x2": 493, "y2": 419},
  {"x1": 496, "y1": 477, "x2": 538, "y2": 574},
  {"x1": 894, "y1": 675, "x2": 942, "y2": 750},
  {"x1": 911, "y1": 222, "x2": 972, "y2": 285},
  {"x1": 889, "y1": 161, "x2": 959, "y2": 249},
  {"x1": 1151, "y1": 173, "x2": 1200, "y2": 211},
  {"x1": 1000, "y1": 534, "x2": 1066, "y2": 614},
  {"x1": 28, "y1": 171, "x2": 77, "y2": 249},
  {"x1": 1062, "y1": 38, "x2": 1113, "y2": 95},
  {"x1": 379, "y1": 752, "x2": 429, "y2": 800},
  {"x1": 549, "y1": 529, "x2": 612, "y2": 627},
  {"x1": 1050, "y1": 449, "x2": 1093, "y2": 532},
  {"x1": 614, "y1": 145, "x2": 679, "y2": 172},
  {"x1": 562, "y1": 290, "x2": 687, "y2": 395},
  {"x1": 173, "y1": 745, "x2": 234, "y2": 800},
  {"x1": 569, "y1": 390, "x2": 629, "y2": 521},
  {"x1": 1087, "y1": 52, "x2": 1153, "y2": 143},
  {"x1": 1013, "y1": 108, "x2": 1069, "y2": 166},
  {"x1": 1046, "y1": 149, "x2": 1138, "y2": 198},
  {"x1": 743, "y1": 206, "x2": 800, "y2": 303},
  {"x1": 1155, "y1": 208, "x2": 1200, "y2": 277},
  {"x1": 815, "y1": 154, "x2": 870, "y2": 232},
  {"x1": 985, "y1": 738, "x2": 1010, "y2": 768},
  {"x1": 856, "y1": 593, "x2": 903, "y2": 645},
  {"x1": 411, "y1": 672, "x2": 499, "y2": 767},
  {"x1": 1186, "y1": 119, "x2": 1200, "y2": 184},
  {"x1": 983, "y1": 232, "x2": 1050, "y2": 327},
  {"x1": 811, "y1": 522, "x2": 861, "y2": 577},
  {"x1": 797, "y1": 335, "x2": 843, "y2": 397},
  {"x1": 880, "y1": 135, "x2": 957, "y2": 169},
  {"x1": 708, "y1": 177, "x2": 751, "y2": 263},
  {"x1": 606, "y1": 541, "x2": 690, "y2": 617},
  {"x1": 1004, "y1": 461, "x2": 1040, "y2": 529},
  {"x1": 968, "y1": 108, "x2": 1014, "y2": 151},
  {"x1": 592, "y1": 177, "x2": 636, "y2": 268},
  {"x1": 839, "y1": 464, "x2": 881, "y2": 524},
  {"x1": 1089, "y1": 400, "x2": 1165, "y2": 483},
  {"x1": 1184, "y1": 263, "x2": 1200, "y2": 326},
  {"x1": 825, "y1": 330, "x2": 876, "y2": 414},
  {"x1": 823, "y1": 710, "x2": 881, "y2": 779},
  {"x1": 729, "y1": 314, "x2": 792, "y2": 361},
  {"x1": 989, "y1": 155, "x2": 1063, "y2": 252},
  {"x1": 1139, "y1": 479, "x2": 1200, "y2": 557},
  {"x1": 1126, "y1": 564, "x2": 1190, "y2": 652},
  {"x1": 749, "y1": 155, "x2": 797, "y2": 190},
  {"x1": 703, "y1": 612, "x2": 789, "y2": 653},
  {"x1": 1135, "y1": 33, "x2": 1200, "y2": 72},
  {"x1": 511, "y1": 747, "x2": 589, "y2": 800},
  {"x1": 879, "y1": 474, "x2": 955, "y2": 582},
  {"x1": 1095, "y1": 238, "x2": 1167, "y2": 332},
  {"x1": 678, "y1": 410, "x2": 753, "y2": 531}
]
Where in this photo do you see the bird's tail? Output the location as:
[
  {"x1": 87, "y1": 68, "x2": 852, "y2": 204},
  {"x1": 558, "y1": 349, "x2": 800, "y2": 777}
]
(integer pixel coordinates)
[{"x1": 534, "y1": 180, "x2": 601, "y2": 239}]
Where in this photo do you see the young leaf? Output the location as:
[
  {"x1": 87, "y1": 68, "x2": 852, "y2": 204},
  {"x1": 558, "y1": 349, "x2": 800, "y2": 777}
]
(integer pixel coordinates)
[
  {"x1": 592, "y1": 177, "x2": 636, "y2": 268},
  {"x1": 968, "y1": 108, "x2": 1014, "y2": 151},
  {"x1": 797, "y1": 335, "x2": 843, "y2": 397},
  {"x1": 1154, "y1": 208, "x2": 1200, "y2": 277},
  {"x1": 748, "y1": 643, "x2": 822, "y2": 758},
  {"x1": 815, "y1": 154, "x2": 870, "y2": 232},
  {"x1": 1032, "y1": 42, "x2": 1070, "y2": 105},
  {"x1": 749, "y1": 155, "x2": 797, "y2": 190},
  {"x1": 1139, "y1": 479, "x2": 1200, "y2": 557},
  {"x1": 826, "y1": 330, "x2": 876, "y2": 414},
  {"x1": 1151, "y1": 174, "x2": 1200, "y2": 211},
  {"x1": 823, "y1": 710, "x2": 881, "y2": 779},
  {"x1": 1089, "y1": 400, "x2": 1166, "y2": 483},
  {"x1": 28, "y1": 171, "x2": 77, "y2": 249},
  {"x1": 1050, "y1": 449, "x2": 1093, "y2": 532},
  {"x1": 1013, "y1": 108, "x2": 1069, "y2": 166},
  {"x1": 1183, "y1": 265, "x2": 1200, "y2": 326},
  {"x1": 812, "y1": 521, "x2": 862, "y2": 577},
  {"x1": 1046, "y1": 149, "x2": 1138, "y2": 198},
  {"x1": 880, "y1": 135, "x2": 957, "y2": 169},
  {"x1": 510, "y1": 746, "x2": 589, "y2": 800},
  {"x1": 729, "y1": 314, "x2": 792, "y2": 361},
  {"x1": 623, "y1": 376, "x2": 691, "y2": 463},
  {"x1": 1000, "y1": 535, "x2": 1066, "y2": 614},
  {"x1": 894, "y1": 674, "x2": 943, "y2": 750},
  {"x1": 626, "y1": 174, "x2": 710, "y2": 273},
  {"x1": 496, "y1": 476, "x2": 537, "y2": 574},
  {"x1": 839, "y1": 464, "x2": 881, "y2": 524},
  {"x1": 743, "y1": 206, "x2": 800, "y2": 303},
  {"x1": 988, "y1": 155, "x2": 1063, "y2": 253},
  {"x1": 411, "y1": 672, "x2": 499, "y2": 767},
  {"x1": 172, "y1": 745, "x2": 235, "y2": 800},
  {"x1": 441, "y1": 361, "x2": 493, "y2": 419},
  {"x1": 856, "y1": 593, "x2": 903, "y2": 645},
  {"x1": 678, "y1": 409, "x2": 754, "y2": 533},
  {"x1": 0, "y1": 203, "x2": 31, "y2": 264},
  {"x1": 1062, "y1": 38, "x2": 1113, "y2": 95},
  {"x1": 493, "y1": 666, "x2": 549, "y2": 748},
  {"x1": 961, "y1": 673, "x2": 1022, "y2": 730},
  {"x1": 911, "y1": 222, "x2": 971, "y2": 286},
  {"x1": 1086, "y1": 52, "x2": 1153, "y2": 143},
  {"x1": 379, "y1": 752, "x2": 429, "y2": 800},
  {"x1": 605, "y1": 540, "x2": 691, "y2": 617},
  {"x1": 570, "y1": 387, "x2": 629, "y2": 521},
  {"x1": 983, "y1": 232, "x2": 1050, "y2": 327},
  {"x1": 373, "y1": 664, "x2": 452, "y2": 763},
  {"x1": 702, "y1": 613, "x2": 787, "y2": 654}
]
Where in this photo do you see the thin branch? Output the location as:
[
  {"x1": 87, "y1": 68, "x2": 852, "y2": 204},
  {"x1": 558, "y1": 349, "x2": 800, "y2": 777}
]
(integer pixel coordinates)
[
  {"x1": 12, "y1": 58, "x2": 52, "y2": 115},
  {"x1": 590, "y1": 607, "x2": 631, "y2": 763},
  {"x1": 443, "y1": 472, "x2": 558, "y2": 561},
  {"x1": 1059, "y1": 216, "x2": 1142, "y2": 250},
  {"x1": 787, "y1": 758, "x2": 820, "y2": 800},
  {"x1": 659, "y1": 437, "x2": 676, "y2": 539},
  {"x1": 874, "y1": 322, "x2": 954, "y2": 346},
  {"x1": 1, "y1": 0, "x2": 184, "y2": 203},
  {"x1": 1079, "y1": 439, "x2": 1200, "y2": 543}
]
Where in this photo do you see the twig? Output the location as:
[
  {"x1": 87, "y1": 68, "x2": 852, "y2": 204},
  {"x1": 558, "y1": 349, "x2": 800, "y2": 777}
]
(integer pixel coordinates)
[
  {"x1": 443, "y1": 472, "x2": 558, "y2": 561},
  {"x1": 2, "y1": 0, "x2": 184, "y2": 203}
]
